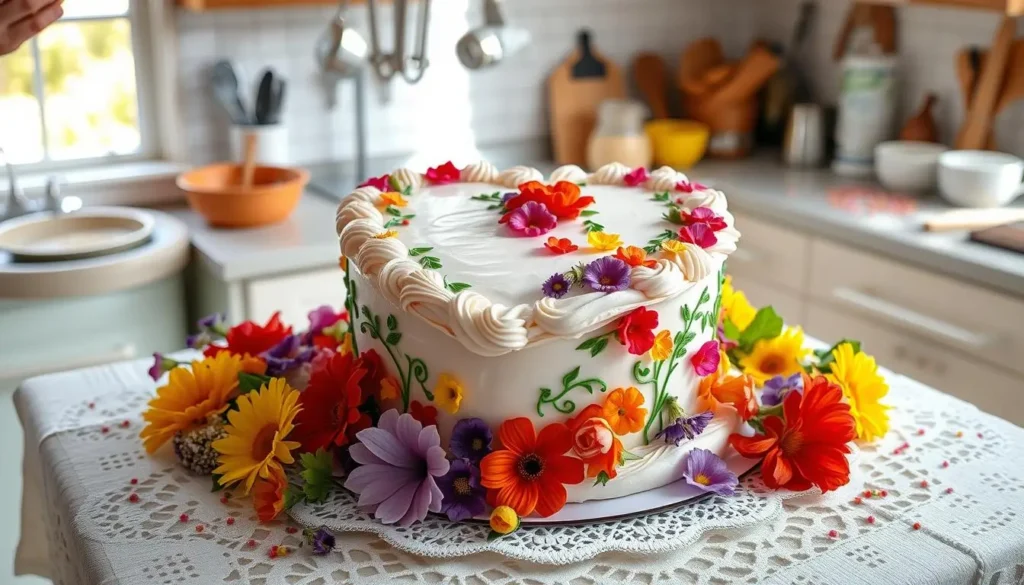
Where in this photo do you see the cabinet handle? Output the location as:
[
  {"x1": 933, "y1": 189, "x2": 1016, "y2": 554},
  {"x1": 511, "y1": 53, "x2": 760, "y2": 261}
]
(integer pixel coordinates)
[
  {"x1": 831, "y1": 287, "x2": 990, "y2": 349},
  {"x1": 2, "y1": 343, "x2": 137, "y2": 385}
]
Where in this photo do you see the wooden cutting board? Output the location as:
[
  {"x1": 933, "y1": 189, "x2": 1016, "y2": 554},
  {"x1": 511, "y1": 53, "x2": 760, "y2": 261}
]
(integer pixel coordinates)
[{"x1": 549, "y1": 31, "x2": 627, "y2": 166}]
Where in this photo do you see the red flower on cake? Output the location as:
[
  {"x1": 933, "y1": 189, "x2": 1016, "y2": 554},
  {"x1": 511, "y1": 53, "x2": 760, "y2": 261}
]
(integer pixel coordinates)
[
  {"x1": 500, "y1": 181, "x2": 595, "y2": 222},
  {"x1": 729, "y1": 374, "x2": 856, "y2": 492},
  {"x1": 409, "y1": 400, "x2": 438, "y2": 427},
  {"x1": 425, "y1": 161, "x2": 461, "y2": 184},
  {"x1": 291, "y1": 350, "x2": 384, "y2": 452},
  {"x1": 480, "y1": 418, "x2": 584, "y2": 517},
  {"x1": 682, "y1": 207, "x2": 727, "y2": 231},
  {"x1": 204, "y1": 312, "x2": 292, "y2": 358},
  {"x1": 623, "y1": 167, "x2": 649, "y2": 187},
  {"x1": 616, "y1": 307, "x2": 659, "y2": 355},
  {"x1": 566, "y1": 404, "x2": 623, "y2": 480},
  {"x1": 679, "y1": 223, "x2": 718, "y2": 249},
  {"x1": 691, "y1": 340, "x2": 721, "y2": 376},
  {"x1": 544, "y1": 236, "x2": 579, "y2": 255},
  {"x1": 615, "y1": 246, "x2": 657, "y2": 268},
  {"x1": 358, "y1": 174, "x2": 391, "y2": 191},
  {"x1": 675, "y1": 180, "x2": 707, "y2": 193}
]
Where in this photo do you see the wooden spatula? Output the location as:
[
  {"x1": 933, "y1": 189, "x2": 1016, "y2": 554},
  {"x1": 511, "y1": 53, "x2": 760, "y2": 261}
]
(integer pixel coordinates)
[
  {"x1": 240, "y1": 132, "x2": 258, "y2": 189},
  {"x1": 956, "y1": 16, "x2": 1016, "y2": 150},
  {"x1": 633, "y1": 53, "x2": 670, "y2": 119}
]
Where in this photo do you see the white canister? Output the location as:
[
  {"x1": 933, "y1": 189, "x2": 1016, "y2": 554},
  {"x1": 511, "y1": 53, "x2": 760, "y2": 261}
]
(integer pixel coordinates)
[
  {"x1": 832, "y1": 55, "x2": 898, "y2": 177},
  {"x1": 230, "y1": 124, "x2": 289, "y2": 166},
  {"x1": 586, "y1": 99, "x2": 652, "y2": 170}
]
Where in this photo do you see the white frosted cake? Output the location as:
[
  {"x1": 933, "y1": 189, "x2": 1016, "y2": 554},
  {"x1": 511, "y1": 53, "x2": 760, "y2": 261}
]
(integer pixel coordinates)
[{"x1": 335, "y1": 161, "x2": 741, "y2": 507}]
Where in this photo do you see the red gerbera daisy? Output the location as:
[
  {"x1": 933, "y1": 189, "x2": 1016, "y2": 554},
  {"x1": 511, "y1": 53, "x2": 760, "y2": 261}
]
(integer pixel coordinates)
[
  {"x1": 291, "y1": 350, "x2": 384, "y2": 452},
  {"x1": 616, "y1": 307, "x2": 659, "y2": 355},
  {"x1": 204, "y1": 312, "x2": 292, "y2": 358}
]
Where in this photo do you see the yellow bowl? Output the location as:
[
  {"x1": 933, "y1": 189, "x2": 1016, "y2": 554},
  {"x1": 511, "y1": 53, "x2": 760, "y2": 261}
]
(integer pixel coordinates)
[{"x1": 645, "y1": 120, "x2": 710, "y2": 169}]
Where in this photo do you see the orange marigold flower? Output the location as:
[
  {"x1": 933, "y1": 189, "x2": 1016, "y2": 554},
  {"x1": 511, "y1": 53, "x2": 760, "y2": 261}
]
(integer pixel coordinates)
[
  {"x1": 615, "y1": 245, "x2": 658, "y2": 268},
  {"x1": 698, "y1": 371, "x2": 758, "y2": 421},
  {"x1": 379, "y1": 376, "x2": 401, "y2": 401},
  {"x1": 253, "y1": 465, "x2": 288, "y2": 523},
  {"x1": 544, "y1": 236, "x2": 579, "y2": 255},
  {"x1": 480, "y1": 418, "x2": 584, "y2": 517},
  {"x1": 602, "y1": 387, "x2": 647, "y2": 435}
]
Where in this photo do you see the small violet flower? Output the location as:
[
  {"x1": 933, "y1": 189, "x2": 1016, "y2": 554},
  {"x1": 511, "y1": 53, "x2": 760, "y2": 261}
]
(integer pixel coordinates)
[
  {"x1": 501, "y1": 192, "x2": 518, "y2": 206},
  {"x1": 448, "y1": 418, "x2": 493, "y2": 463},
  {"x1": 543, "y1": 273, "x2": 572, "y2": 299},
  {"x1": 582, "y1": 256, "x2": 631, "y2": 293},
  {"x1": 506, "y1": 201, "x2": 557, "y2": 237},
  {"x1": 658, "y1": 411, "x2": 714, "y2": 446},
  {"x1": 436, "y1": 459, "x2": 487, "y2": 522},
  {"x1": 761, "y1": 373, "x2": 805, "y2": 407},
  {"x1": 185, "y1": 331, "x2": 214, "y2": 350},
  {"x1": 197, "y1": 313, "x2": 224, "y2": 330},
  {"x1": 148, "y1": 353, "x2": 180, "y2": 381},
  {"x1": 683, "y1": 448, "x2": 738, "y2": 496},
  {"x1": 303, "y1": 527, "x2": 336, "y2": 555},
  {"x1": 263, "y1": 335, "x2": 317, "y2": 376},
  {"x1": 624, "y1": 167, "x2": 649, "y2": 187}
]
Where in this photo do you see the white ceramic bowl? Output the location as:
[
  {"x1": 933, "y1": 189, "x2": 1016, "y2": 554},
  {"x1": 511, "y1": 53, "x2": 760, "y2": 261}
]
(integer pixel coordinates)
[
  {"x1": 938, "y1": 150, "x2": 1024, "y2": 208},
  {"x1": 874, "y1": 141, "x2": 949, "y2": 193}
]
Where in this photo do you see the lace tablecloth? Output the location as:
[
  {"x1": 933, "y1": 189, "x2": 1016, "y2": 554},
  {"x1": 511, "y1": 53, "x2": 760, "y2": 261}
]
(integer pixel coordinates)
[{"x1": 13, "y1": 355, "x2": 1024, "y2": 585}]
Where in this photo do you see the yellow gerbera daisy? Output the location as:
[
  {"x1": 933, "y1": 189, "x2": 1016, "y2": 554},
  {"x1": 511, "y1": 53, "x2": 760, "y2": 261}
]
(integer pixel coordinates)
[
  {"x1": 738, "y1": 326, "x2": 810, "y2": 384},
  {"x1": 433, "y1": 373, "x2": 464, "y2": 414},
  {"x1": 588, "y1": 231, "x2": 623, "y2": 251},
  {"x1": 212, "y1": 377, "x2": 301, "y2": 494},
  {"x1": 140, "y1": 352, "x2": 244, "y2": 454},
  {"x1": 650, "y1": 330, "x2": 673, "y2": 361},
  {"x1": 828, "y1": 343, "x2": 890, "y2": 442},
  {"x1": 721, "y1": 276, "x2": 757, "y2": 331}
]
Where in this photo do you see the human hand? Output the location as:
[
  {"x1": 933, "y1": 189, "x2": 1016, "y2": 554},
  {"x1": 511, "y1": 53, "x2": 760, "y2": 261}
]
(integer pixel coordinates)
[{"x1": 0, "y1": 0, "x2": 64, "y2": 56}]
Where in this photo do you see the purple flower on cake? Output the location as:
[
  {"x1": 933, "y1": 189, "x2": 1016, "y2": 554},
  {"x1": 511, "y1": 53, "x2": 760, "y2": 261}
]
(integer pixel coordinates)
[
  {"x1": 691, "y1": 340, "x2": 721, "y2": 376},
  {"x1": 263, "y1": 335, "x2": 316, "y2": 377},
  {"x1": 449, "y1": 417, "x2": 493, "y2": 463},
  {"x1": 344, "y1": 409, "x2": 450, "y2": 526},
  {"x1": 542, "y1": 273, "x2": 572, "y2": 299},
  {"x1": 683, "y1": 448, "x2": 738, "y2": 496},
  {"x1": 303, "y1": 305, "x2": 347, "y2": 343},
  {"x1": 582, "y1": 257, "x2": 631, "y2": 293},
  {"x1": 436, "y1": 459, "x2": 487, "y2": 522},
  {"x1": 761, "y1": 373, "x2": 804, "y2": 407},
  {"x1": 506, "y1": 201, "x2": 557, "y2": 237},
  {"x1": 658, "y1": 411, "x2": 714, "y2": 445}
]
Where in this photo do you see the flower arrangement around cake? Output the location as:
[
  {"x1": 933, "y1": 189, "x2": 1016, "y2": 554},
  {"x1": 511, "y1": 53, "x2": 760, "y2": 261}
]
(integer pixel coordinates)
[{"x1": 142, "y1": 163, "x2": 891, "y2": 546}]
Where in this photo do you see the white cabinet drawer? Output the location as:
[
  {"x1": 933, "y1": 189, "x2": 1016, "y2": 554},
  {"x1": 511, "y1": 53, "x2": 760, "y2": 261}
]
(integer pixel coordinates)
[
  {"x1": 809, "y1": 238, "x2": 1024, "y2": 377},
  {"x1": 728, "y1": 211, "x2": 811, "y2": 293},
  {"x1": 246, "y1": 268, "x2": 347, "y2": 328},
  {"x1": 728, "y1": 273, "x2": 805, "y2": 325},
  {"x1": 805, "y1": 302, "x2": 1024, "y2": 425}
]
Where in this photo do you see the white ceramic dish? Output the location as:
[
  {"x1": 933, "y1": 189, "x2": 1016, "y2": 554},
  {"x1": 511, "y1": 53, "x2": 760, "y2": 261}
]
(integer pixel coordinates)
[
  {"x1": 938, "y1": 150, "x2": 1024, "y2": 208},
  {"x1": 874, "y1": 141, "x2": 948, "y2": 193},
  {"x1": 0, "y1": 207, "x2": 155, "y2": 262}
]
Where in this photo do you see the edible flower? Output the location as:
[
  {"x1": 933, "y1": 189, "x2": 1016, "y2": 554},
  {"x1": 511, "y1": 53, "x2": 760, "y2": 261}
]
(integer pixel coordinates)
[
  {"x1": 373, "y1": 230, "x2": 399, "y2": 239},
  {"x1": 623, "y1": 167, "x2": 649, "y2": 186},
  {"x1": 739, "y1": 326, "x2": 810, "y2": 384},
  {"x1": 660, "y1": 239, "x2": 689, "y2": 255},
  {"x1": 303, "y1": 305, "x2": 348, "y2": 347},
  {"x1": 148, "y1": 352, "x2": 182, "y2": 381},
  {"x1": 827, "y1": 343, "x2": 890, "y2": 442},
  {"x1": 378, "y1": 191, "x2": 409, "y2": 208},
  {"x1": 602, "y1": 387, "x2": 647, "y2": 435},
  {"x1": 437, "y1": 459, "x2": 487, "y2": 522},
  {"x1": 761, "y1": 373, "x2": 804, "y2": 407},
  {"x1": 433, "y1": 373, "x2": 464, "y2": 414},
  {"x1": 489, "y1": 505, "x2": 520, "y2": 537},
  {"x1": 409, "y1": 400, "x2": 438, "y2": 427},
  {"x1": 344, "y1": 409, "x2": 450, "y2": 526},
  {"x1": 675, "y1": 180, "x2": 707, "y2": 193},
  {"x1": 544, "y1": 236, "x2": 578, "y2": 255},
  {"x1": 449, "y1": 417, "x2": 493, "y2": 463},
  {"x1": 730, "y1": 374, "x2": 856, "y2": 492},
  {"x1": 582, "y1": 257, "x2": 631, "y2": 293},
  {"x1": 650, "y1": 330, "x2": 673, "y2": 361},
  {"x1": 699, "y1": 371, "x2": 758, "y2": 421},
  {"x1": 358, "y1": 174, "x2": 390, "y2": 191},
  {"x1": 720, "y1": 277, "x2": 757, "y2": 332},
  {"x1": 542, "y1": 273, "x2": 572, "y2": 299},
  {"x1": 506, "y1": 201, "x2": 557, "y2": 237},
  {"x1": 691, "y1": 340, "x2": 721, "y2": 376},
  {"x1": 682, "y1": 448, "x2": 738, "y2": 496},
  {"x1": 679, "y1": 224, "x2": 718, "y2": 249},
  {"x1": 291, "y1": 350, "x2": 383, "y2": 452},
  {"x1": 253, "y1": 464, "x2": 288, "y2": 522},
  {"x1": 262, "y1": 335, "x2": 316, "y2": 377},
  {"x1": 587, "y1": 231, "x2": 623, "y2": 251},
  {"x1": 204, "y1": 312, "x2": 292, "y2": 358},
  {"x1": 567, "y1": 404, "x2": 623, "y2": 480},
  {"x1": 426, "y1": 161, "x2": 461, "y2": 184},
  {"x1": 617, "y1": 306, "x2": 659, "y2": 355},
  {"x1": 658, "y1": 411, "x2": 714, "y2": 445},
  {"x1": 500, "y1": 181, "x2": 595, "y2": 221},
  {"x1": 480, "y1": 417, "x2": 584, "y2": 517},
  {"x1": 307, "y1": 527, "x2": 336, "y2": 555},
  {"x1": 682, "y1": 207, "x2": 727, "y2": 231},
  {"x1": 379, "y1": 376, "x2": 401, "y2": 401},
  {"x1": 615, "y1": 245, "x2": 658, "y2": 268}
]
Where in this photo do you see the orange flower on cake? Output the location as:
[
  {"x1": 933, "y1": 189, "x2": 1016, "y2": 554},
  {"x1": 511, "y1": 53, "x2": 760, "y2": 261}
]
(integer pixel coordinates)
[
  {"x1": 566, "y1": 404, "x2": 624, "y2": 481},
  {"x1": 480, "y1": 418, "x2": 585, "y2": 517},
  {"x1": 500, "y1": 181, "x2": 595, "y2": 222},
  {"x1": 602, "y1": 387, "x2": 647, "y2": 435}
]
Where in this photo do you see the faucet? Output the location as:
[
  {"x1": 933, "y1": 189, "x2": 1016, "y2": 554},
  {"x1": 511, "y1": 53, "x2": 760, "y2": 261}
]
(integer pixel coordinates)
[{"x1": 1, "y1": 147, "x2": 69, "y2": 221}]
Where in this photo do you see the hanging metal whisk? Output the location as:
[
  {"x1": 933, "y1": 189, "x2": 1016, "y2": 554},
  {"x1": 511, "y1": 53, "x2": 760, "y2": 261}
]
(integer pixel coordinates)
[{"x1": 366, "y1": 0, "x2": 432, "y2": 84}]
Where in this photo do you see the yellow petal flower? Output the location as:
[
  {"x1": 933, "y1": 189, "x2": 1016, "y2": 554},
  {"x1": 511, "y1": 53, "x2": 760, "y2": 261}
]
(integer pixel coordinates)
[
  {"x1": 738, "y1": 326, "x2": 810, "y2": 384},
  {"x1": 337, "y1": 332, "x2": 353, "y2": 356},
  {"x1": 588, "y1": 231, "x2": 623, "y2": 251},
  {"x1": 379, "y1": 191, "x2": 408, "y2": 208},
  {"x1": 721, "y1": 276, "x2": 757, "y2": 331},
  {"x1": 379, "y1": 376, "x2": 400, "y2": 401},
  {"x1": 660, "y1": 239, "x2": 688, "y2": 255},
  {"x1": 828, "y1": 343, "x2": 890, "y2": 442},
  {"x1": 373, "y1": 230, "x2": 399, "y2": 239},
  {"x1": 490, "y1": 505, "x2": 520, "y2": 535},
  {"x1": 650, "y1": 330, "x2": 673, "y2": 361},
  {"x1": 339, "y1": 255, "x2": 348, "y2": 271},
  {"x1": 433, "y1": 373, "x2": 464, "y2": 414}
]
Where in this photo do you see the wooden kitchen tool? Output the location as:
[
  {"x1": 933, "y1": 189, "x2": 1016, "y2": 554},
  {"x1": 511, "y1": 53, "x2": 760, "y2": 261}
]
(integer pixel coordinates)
[
  {"x1": 240, "y1": 132, "x2": 258, "y2": 189},
  {"x1": 704, "y1": 44, "x2": 780, "y2": 109},
  {"x1": 900, "y1": 93, "x2": 939, "y2": 142},
  {"x1": 678, "y1": 38, "x2": 725, "y2": 97},
  {"x1": 633, "y1": 53, "x2": 670, "y2": 119},
  {"x1": 955, "y1": 41, "x2": 1024, "y2": 149},
  {"x1": 956, "y1": 16, "x2": 1016, "y2": 150},
  {"x1": 549, "y1": 30, "x2": 627, "y2": 166},
  {"x1": 833, "y1": 2, "x2": 897, "y2": 60},
  {"x1": 924, "y1": 208, "x2": 1024, "y2": 232}
]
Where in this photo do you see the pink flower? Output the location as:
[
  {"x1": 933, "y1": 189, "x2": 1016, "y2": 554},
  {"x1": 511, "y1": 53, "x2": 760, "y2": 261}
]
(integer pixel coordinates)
[
  {"x1": 675, "y1": 180, "x2": 707, "y2": 193},
  {"x1": 679, "y1": 223, "x2": 718, "y2": 249},
  {"x1": 624, "y1": 167, "x2": 649, "y2": 187},
  {"x1": 683, "y1": 207, "x2": 727, "y2": 231},
  {"x1": 359, "y1": 174, "x2": 391, "y2": 191},
  {"x1": 506, "y1": 201, "x2": 557, "y2": 237},
  {"x1": 425, "y1": 161, "x2": 461, "y2": 184},
  {"x1": 572, "y1": 416, "x2": 616, "y2": 459},
  {"x1": 691, "y1": 340, "x2": 721, "y2": 376}
]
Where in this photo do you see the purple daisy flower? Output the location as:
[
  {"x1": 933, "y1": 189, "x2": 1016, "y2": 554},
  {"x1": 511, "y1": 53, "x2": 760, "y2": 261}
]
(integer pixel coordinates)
[
  {"x1": 436, "y1": 459, "x2": 487, "y2": 522},
  {"x1": 506, "y1": 201, "x2": 557, "y2": 237},
  {"x1": 761, "y1": 373, "x2": 804, "y2": 407},
  {"x1": 448, "y1": 418, "x2": 492, "y2": 463},
  {"x1": 582, "y1": 257, "x2": 631, "y2": 293},
  {"x1": 542, "y1": 273, "x2": 572, "y2": 299},
  {"x1": 683, "y1": 448, "x2": 738, "y2": 496},
  {"x1": 657, "y1": 410, "x2": 714, "y2": 446},
  {"x1": 344, "y1": 409, "x2": 450, "y2": 526},
  {"x1": 148, "y1": 353, "x2": 180, "y2": 381},
  {"x1": 263, "y1": 335, "x2": 317, "y2": 376}
]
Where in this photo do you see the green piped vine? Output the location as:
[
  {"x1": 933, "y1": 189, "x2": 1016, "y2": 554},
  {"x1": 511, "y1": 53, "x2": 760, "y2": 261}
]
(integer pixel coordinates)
[
  {"x1": 342, "y1": 266, "x2": 360, "y2": 356},
  {"x1": 359, "y1": 306, "x2": 431, "y2": 412},
  {"x1": 535, "y1": 366, "x2": 608, "y2": 417}
]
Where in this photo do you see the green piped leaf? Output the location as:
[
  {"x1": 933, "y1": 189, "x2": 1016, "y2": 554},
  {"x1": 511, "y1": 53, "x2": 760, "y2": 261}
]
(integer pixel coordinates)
[
  {"x1": 408, "y1": 247, "x2": 433, "y2": 257},
  {"x1": 580, "y1": 210, "x2": 599, "y2": 217},
  {"x1": 663, "y1": 207, "x2": 684, "y2": 225},
  {"x1": 418, "y1": 256, "x2": 443, "y2": 270},
  {"x1": 446, "y1": 282, "x2": 472, "y2": 293},
  {"x1": 385, "y1": 205, "x2": 402, "y2": 217},
  {"x1": 386, "y1": 314, "x2": 398, "y2": 331},
  {"x1": 386, "y1": 332, "x2": 403, "y2": 345},
  {"x1": 576, "y1": 334, "x2": 610, "y2": 357},
  {"x1": 594, "y1": 471, "x2": 611, "y2": 486}
]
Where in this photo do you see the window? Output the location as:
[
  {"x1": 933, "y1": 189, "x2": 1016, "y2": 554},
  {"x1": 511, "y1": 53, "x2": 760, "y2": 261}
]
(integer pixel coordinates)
[{"x1": 0, "y1": 0, "x2": 154, "y2": 169}]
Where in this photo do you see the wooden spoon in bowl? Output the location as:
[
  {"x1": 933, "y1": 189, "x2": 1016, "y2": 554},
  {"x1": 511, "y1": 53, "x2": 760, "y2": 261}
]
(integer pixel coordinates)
[{"x1": 240, "y1": 132, "x2": 258, "y2": 189}]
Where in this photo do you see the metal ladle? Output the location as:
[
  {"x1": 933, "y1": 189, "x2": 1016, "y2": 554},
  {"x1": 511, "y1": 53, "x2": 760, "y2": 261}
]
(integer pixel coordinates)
[
  {"x1": 456, "y1": 0, "x2": 530, "y2": 70},
  {"x1": 366, "y1": 0, "x2": 432, "y2": 84}
]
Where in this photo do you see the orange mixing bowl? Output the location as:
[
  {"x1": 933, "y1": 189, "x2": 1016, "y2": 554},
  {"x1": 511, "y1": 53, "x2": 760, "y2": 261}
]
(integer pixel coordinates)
[{"x1": 177, "y1": 164, "x2": 309, "y2": 228}]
